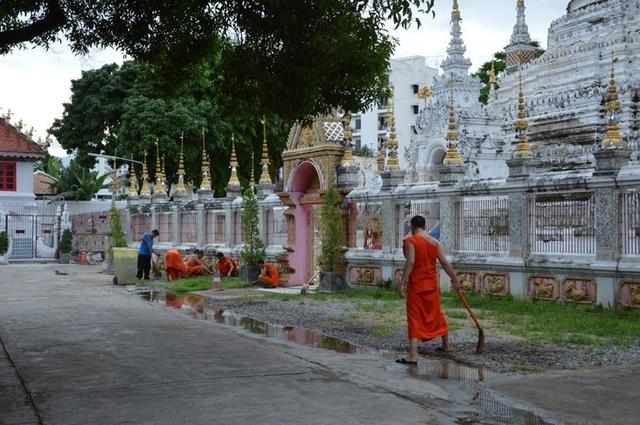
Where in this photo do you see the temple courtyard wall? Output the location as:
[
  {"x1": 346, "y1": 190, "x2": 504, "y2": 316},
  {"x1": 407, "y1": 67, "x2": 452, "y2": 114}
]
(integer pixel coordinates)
[{"x1": 124, "y1": 163, "x2": 640, "y2": 310}]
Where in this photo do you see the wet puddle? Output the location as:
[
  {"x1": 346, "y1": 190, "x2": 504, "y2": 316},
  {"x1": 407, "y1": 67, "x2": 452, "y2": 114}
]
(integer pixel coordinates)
[
  {"x1": 139, "y1": 288, "x2": 557, "y2": 424},
  {"x1": 140, "y1": 289, "x2": 368, "y2": 354}
]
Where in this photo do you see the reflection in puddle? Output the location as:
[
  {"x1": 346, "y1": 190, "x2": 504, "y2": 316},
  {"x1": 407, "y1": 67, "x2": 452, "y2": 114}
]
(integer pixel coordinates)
[
  {"x1": 139, "y1": 289, "x2": 556, "y2": 425},
  {"x1": 406, "y1": 360, "x2": 554, "y2": 425},
  {"x1": 141, "y1": 289, "x2": 362, "y2": 354}
]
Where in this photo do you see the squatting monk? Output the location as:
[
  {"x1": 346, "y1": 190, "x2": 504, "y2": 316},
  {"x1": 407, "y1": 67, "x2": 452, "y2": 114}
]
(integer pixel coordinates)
[
  {"x1": 253, "y1": 259, "x2": 279, "y2": 288},
  {"x1": 216, "y1": 252, "x2": 238, "y2": 277},
  {"x1": 164, "y1": 249, "x2": 185, "y2": 281},
  {"x1": 184, "y1": 249, "x2": 211, "y2": 277},
  {"x1": 397, "y1": 215, "x2": 460, "y2": 365}
]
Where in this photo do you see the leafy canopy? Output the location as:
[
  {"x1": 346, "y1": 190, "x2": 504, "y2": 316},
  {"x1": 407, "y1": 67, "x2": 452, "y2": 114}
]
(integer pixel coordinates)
[
  {"x1": 51, "y1": 158, "x2": 107, "y2": 200},
  {"x1": 48, "y1": 60, "x2": 290, "y2": 197},
  {"x1": 1, "y1": 0, "x2": 436, "y2": 121}
]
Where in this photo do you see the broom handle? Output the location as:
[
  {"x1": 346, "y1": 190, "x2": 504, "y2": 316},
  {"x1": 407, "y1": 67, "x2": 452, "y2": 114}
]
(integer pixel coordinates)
[{"x1": 455, "y1": 288, "x2": 482, "y2": 330}]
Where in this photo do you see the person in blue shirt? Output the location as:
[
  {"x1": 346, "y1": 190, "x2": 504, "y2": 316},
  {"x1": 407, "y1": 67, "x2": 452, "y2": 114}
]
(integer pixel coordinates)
[{"x1": 137, "y1": 229, "x2": 159, "y2": 280}]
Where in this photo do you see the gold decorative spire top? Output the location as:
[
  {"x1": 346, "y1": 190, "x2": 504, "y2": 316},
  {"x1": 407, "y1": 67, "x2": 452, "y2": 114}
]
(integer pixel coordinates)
[
  {"x1": 199, "y1": 127, "x2": 212, "y2": 191},
  {"x1": 140, "y1": 152, "x2": 151, "y2": 196},
  {"x1": 452, "y1": 0, "x2": 460, "y2": 20},
  {"x1": 341, "y1": 111, "x2": 354, "y2": 167},
  {"x1": 517, "y1": 0, "x2": 524, "y2": 7},
  {"x1": 250, "y1": 152, "x2": 255, "y2": 187},
  {"x1": 127, "y1": 156, "x2": 138, "y2": 197},
  {"x1": 258, "y1": 115, "x2": 272, "y2": 184},
  {"x1": 513, "y1": 71, "x2": 533, "y2": 158},
  {"x1": 175, "y1": 132, "x2": 187, "y2": 193},
  {"x1": 385, "y1": 88, "x2": 400, "y2": 171},
  {"x1": 443, "y1": 76, "x2": 462, "y2": 166},
  {"x1": 227, "y1": 134, "x2": 240, "y2": 187},
  {"x1": 489, "y1": 61, "x2": 497, "y2": 85},
  {"x1": 602, "y1": 53, "x2": 622, "y2": 149},
  {"x1": 153, "y1": 139, "x2": 167, "y2": 196}
]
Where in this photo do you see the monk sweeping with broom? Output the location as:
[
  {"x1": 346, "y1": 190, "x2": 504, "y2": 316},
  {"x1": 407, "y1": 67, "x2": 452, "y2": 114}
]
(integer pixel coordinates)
[{"x1": 397, "y1": 215, "x2": 483, "y2": 365}]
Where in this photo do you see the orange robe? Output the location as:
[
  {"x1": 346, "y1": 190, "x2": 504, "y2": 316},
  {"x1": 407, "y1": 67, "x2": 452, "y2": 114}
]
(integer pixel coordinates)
[
  {"x1": 404, "y1": 235, "x2": 448, "y2": 341},
  {"x1": 164, "y1": 250, "x2": 185, "y2": 280},
  {"x1": 184, "y1": 255, "x2": 205, "y2": 277},
  {"x1": 217, "y1": 256, "x2": 238, "y2": 276},
  {"x1": 259, "y1": 263, "x2": 279, "y2": 288}
]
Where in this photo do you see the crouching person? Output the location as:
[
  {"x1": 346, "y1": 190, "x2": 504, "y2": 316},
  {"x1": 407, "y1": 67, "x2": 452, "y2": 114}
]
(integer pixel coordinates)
[{"x1": 253, "y1": 259, "x2": 279, "y2": 288}]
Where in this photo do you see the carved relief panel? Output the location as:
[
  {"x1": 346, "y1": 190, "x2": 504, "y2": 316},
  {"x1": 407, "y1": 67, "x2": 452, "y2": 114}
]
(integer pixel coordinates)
[
  {"x1": 349, "y1": 266, "x2": 381, "y2": 285},
  {"x1": 528, "y1": 276, "x2": 559, "y2": 300},
  {"x1": 483, "y1": 273, "x2": 509, "y2": 296},
  {"x1": 457, "y1": 272, "x2": 480, "y2": 293},
  {"x1": 562, "y1": 278, "x2": 596, "y2": 304},
  {"x1": 620, "y1": 281, "x2": 640, "y2": 309}
]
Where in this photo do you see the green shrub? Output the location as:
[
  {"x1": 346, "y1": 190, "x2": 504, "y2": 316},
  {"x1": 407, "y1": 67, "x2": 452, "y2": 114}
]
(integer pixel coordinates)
[
  {"x1": 239, "y1": 187, "x2": 265, "y2": 265},
  {"x1": 0, "y1": 231, "x2": 8, "y2": 255},
  {"x1": 109, "y1": 207, "x2": 127, "y2": 248},
  {"x1": 59, "y1": 229, "x2": 73, "y2": 254},
  {"x1": 320, "y1": 187, "x2": 347, "y2": 272}
]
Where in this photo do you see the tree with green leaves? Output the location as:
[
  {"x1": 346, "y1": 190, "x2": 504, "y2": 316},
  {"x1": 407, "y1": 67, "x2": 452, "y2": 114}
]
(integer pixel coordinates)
[
  {"x1": 49, "y1": 60, "x2": 290, "y2": 197},
  {"x1": 1, "y1": 1, "x2": 435, "y2": 122},
  {"x1": 109, "y1": 207, "x2": 127, "y2": 249},
  {"x1": 240, "y1": 187, "x2": 266, "y2": 266},
  {"x1": 320, "y1": 187, "x2": 347, "y2": 272},
  {"x1": 33, "y1": 151, "x2": 63, "y2": 178},
  {"x1": 51, "y1": 158, "x2": 107, "y2": 200},
  {"x1": 473, "y1": 42, "x2": 545, "y2": 104}
]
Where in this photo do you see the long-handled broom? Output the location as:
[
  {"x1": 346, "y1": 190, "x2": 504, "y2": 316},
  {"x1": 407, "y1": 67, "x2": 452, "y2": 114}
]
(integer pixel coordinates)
[{"x1": 454, "y1": 288, "x2": 485, "y2": 354}]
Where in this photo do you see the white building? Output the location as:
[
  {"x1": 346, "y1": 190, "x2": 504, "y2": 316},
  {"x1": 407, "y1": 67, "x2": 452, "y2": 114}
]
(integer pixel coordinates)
[{"x1": 351, "y1": 56, "x2": 438, "y2": 169}]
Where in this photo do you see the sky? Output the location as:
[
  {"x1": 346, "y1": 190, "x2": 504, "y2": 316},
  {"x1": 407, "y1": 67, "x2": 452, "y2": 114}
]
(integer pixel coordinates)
[{"x1": 0, "y1": 0, "x2": 568, "y2": 157}]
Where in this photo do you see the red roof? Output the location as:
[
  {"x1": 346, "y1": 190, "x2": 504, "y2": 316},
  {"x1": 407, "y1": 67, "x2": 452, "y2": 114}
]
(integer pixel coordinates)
[{"x1": 0, "y1": 119, "x2": 45, "y2": 159}]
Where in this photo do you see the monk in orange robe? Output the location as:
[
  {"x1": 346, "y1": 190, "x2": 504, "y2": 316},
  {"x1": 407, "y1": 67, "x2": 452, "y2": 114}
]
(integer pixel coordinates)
[
  {"x1": 164, "y1": 249, "x2": 185, "y2": 281},
  {"x1": 184, "y1": 249, "x2": 211, "y2": 277},
  {"x1": 397, "y1": 215, "x2": 460, "y2": 365},
  {"x1": 253, "y1": 259, "x2": 279, "y2": 288},
  {"x1": 216, "y1": 252, "x2": 238, "y2": 277}
]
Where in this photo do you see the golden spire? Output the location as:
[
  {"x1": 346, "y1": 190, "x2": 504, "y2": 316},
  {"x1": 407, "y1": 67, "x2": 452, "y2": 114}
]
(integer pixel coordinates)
[
  {"x1": 377, "y1": 141, "x2": 386, "y2": 173},
  {"x1": 513, "y1": 70, "x2": 532, "y2": 158},
  {"x1": 199, "y1": 128, "x2": 212, "y2": 191},
  {"x1": 602, "y1": 53, "x2": 622, "y2": 149},
  {"x1": 153, "y1": 139, "x2": 167, "y2": 196},
  {"x1": 258, "y1": 115, "x2": 272, "y2": 184},
  {"x1": 140, "y1": 152, "x2": 151, "y2": 196},
  {"x1": 385, "y1": 88, "x2": 400, "y2": 171},
  {"x1": 517, "y1": 0, "x2": 524, "y2": 7},
  {"x1": 489, "y1": 61, "x2": 497, "y2": 85},
  {"x1": 442, "y1": 76, "x2": 462, "y2": 166},
  {"x1": 127, "y1": 156, "x2": 138, "y2": 197},
  {"x1": 341, "y1": 111, "x2": 354, "y2": 167},
  {"x1": 175, "y1": 132, "x2": 187, "y2": 193},
  {"x1": 227, "y1": 133, "x2": 241, "y2": 187},
  {"x1": 452, "y1": 0, "x2": 460, "y2": 20},
  {"x1": 250, "y1": 152, "x2": 255, "y2": 187}
]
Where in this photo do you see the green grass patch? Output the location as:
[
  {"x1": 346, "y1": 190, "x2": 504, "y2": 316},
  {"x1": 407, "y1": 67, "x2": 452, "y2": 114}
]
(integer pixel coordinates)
[
  {"x1": 372, "y1": 324, "x2": 394, "y2": 337},
  {"x1": 440, "y1": 292, "x2": 640, "y2": 347},
  {"x1": 151, "y1": 276, "x2": 250, "y2": 295},
  {"x1": 446, "y1": 310, "x2": 468, "y2": 320}
]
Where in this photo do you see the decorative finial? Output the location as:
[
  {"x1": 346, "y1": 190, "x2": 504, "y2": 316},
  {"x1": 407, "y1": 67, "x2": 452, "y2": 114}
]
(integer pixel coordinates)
[
  {"x1": 175, "y1": 132, "x2": 187, "y2": 193},
  {"x1": 513, "y1": 69, "x2": 532, "y2": 158},
  {"x1": 452, "y1": 0, "x2": 460, "y2": 20},
  {"x1": 250, "y1": 152, "x2": 255, "y2": 187},
  {"x1": 258, "y1": 115, "x2": 272, "y2": 184},
  {"x1": 140, "y1": 152, "x2": 151, "y2": 196},
  {"x1": 489, "y1": 61, "x2": 497, "y2": 85},
  {"x1": 153, "y1": 139, "x2": 167, "y2": 196},
  {"x1": 199, "y1": 127, "x2": 212, "y2": 191},
  {"x1": 602, "y1": 52, "x2": 622, "y2": 149},
  {"x1": 385, "y1": 88, "x2": 400, "y2": 171},
  {"x1": 341, "y1": 111, "x2": 354, "y2": 167},
  {"x1": 227, "y1": 133, "x2": 241, "y2": 187},
  {"x1": 127, "y1": 156, "x2": 138, "y2": 197}
]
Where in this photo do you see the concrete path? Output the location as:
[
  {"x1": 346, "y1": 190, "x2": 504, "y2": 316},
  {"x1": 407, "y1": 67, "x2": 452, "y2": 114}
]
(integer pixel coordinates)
[{"x1": 0, "y1": 264, "x2": 636, "y2": 425}]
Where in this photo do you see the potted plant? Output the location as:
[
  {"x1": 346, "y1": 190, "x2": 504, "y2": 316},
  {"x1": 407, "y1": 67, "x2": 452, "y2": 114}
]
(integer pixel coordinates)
[
  {"x1": 59, "y1": 228, "x2": 73, "y2": 263},
  {"x1": 239, "y1": 187, "x2": 266, "y2": 283},
  {"x1": 319, "y1": 187, "x2": 348, "y2": 292},
  {"x1": 0, "y1": 231, "x2": 9, "y2": 265}
]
